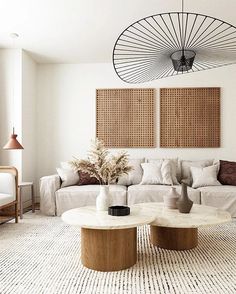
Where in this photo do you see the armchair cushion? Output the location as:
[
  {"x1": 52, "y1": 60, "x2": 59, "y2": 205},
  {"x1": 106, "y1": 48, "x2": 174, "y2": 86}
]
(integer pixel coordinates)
[
  {"x1": 0, "y1": 193, "x2": 14, "y2": 206},
  {"x1": 0, "y1": 173, "x2": 16, "y2": 198}
]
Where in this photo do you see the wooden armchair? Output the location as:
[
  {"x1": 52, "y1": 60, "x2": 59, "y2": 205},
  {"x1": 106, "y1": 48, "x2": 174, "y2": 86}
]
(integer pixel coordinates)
[{"x1": 0, "y1": 166, "x2": 18, "y2": 224}]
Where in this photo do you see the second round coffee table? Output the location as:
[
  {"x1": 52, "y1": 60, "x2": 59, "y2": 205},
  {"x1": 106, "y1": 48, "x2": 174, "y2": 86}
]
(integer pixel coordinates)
[
  {"x1": 133, "y1": 203, "x2": 231, "y2": 250},
  {"x1": 62, "y1": 206, "x2": 155, "y2": 271}
]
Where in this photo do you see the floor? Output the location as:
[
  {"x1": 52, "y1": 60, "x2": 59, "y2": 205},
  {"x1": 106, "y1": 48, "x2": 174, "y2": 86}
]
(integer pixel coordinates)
[{"x1": 0, "y1": 212, "x2": 235, "y2": 294}]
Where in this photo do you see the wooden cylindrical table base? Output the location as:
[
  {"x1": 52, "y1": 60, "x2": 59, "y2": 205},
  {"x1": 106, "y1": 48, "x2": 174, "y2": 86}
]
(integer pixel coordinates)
[
  {"x1": 81, "y1": 227, "x2": 137, "y2": 271},
  {"x1": 150, "y1": 226, "x2": 198, "y2": 250}
]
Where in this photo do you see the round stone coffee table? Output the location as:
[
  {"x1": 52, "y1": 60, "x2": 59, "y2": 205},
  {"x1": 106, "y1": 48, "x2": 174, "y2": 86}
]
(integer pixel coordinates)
[
  {"x1": 133, "y1": 203, "x2": 231, "y2": 251},
  {"x1": 62, "y1": 206, "x2": 155, "y2": 271}
]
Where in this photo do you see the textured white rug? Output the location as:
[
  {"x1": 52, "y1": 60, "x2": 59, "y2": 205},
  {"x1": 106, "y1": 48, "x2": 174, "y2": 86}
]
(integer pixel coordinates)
[{"x1": 0, "y1": 212, "x2": 235, "y2": 294}]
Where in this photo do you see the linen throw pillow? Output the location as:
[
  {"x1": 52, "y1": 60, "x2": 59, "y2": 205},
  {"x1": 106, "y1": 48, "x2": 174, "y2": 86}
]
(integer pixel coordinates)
[
  {"x1": 191, "y1": 165, "x2": 221, "y2": 188},
  {"x1": 218, "y1": 160, "x2": 236, "y2": 185},
  {"x1": 140, "y1": 162, "x2": 163, "y2": 185},
  {"x1": 161, "y1": 160, "x2": 174, "y2": 185},
  {"x1": 118, "y1": 158, "x2": 145, "y2": 186},
  {"x1": 140, "y1": 160, "x2": 173, "y2": 185},
  {"x1": 60, "y1": 161, "x2": 99, "y2": 185},
  {"x1": 56, "y1": 168, "x2": 79, "y2": 188},
  {"x1": 181, "y1": 159, "x2": 214, "y2": 186},
  {"x1": 148, "y1": 158, "x2": 179, "y2": 184},
  {"x1": 78, "y1": 171, "x2": 99, "y2": 185}
]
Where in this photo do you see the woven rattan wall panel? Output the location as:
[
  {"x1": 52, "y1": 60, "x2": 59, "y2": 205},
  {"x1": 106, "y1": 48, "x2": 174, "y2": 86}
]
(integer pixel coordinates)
[
  {"x1": 96, "y1": 88, "x2": 155, "y2": 148},
  {"x1": 160, "y1": 88, "x2": 220, "y2": 148}
]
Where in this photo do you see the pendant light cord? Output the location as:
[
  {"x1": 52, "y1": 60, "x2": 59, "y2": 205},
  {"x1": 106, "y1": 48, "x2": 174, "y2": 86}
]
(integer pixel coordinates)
[
  {"x1": 12, "y1": 38, "x2": 15, "y2": 134},
  {"x1": 10, "y1": 34, "x2": 19, "y2": 135},
  {"x1": 181, "y1": 0, "x2": 184, "y2": 55}
]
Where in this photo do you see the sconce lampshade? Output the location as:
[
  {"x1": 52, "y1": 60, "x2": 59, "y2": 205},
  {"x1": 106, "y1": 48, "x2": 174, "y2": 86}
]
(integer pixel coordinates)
[{"x1": 3, "y1": 129, "x2": 24, "y2": 150}]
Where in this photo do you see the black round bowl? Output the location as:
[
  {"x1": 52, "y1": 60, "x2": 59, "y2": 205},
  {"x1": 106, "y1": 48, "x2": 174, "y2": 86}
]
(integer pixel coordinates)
[{"x1": 108, "y1": 206, "x2": 130, "y2": 216}]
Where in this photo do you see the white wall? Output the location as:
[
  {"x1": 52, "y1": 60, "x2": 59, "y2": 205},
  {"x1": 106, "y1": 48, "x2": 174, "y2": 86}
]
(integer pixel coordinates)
[
  {"x1": 21, "y1": 50, "x2": 37, "y2": 205},
  {"x1": 36, "y1": 63, "x2": 236, "y2": 180},
  {"x1": 0, "y1": 49, "x2": 22, "y2": 176},
  {"x1": 0, "y1": 49, "x2": 37, "y2": 205}
]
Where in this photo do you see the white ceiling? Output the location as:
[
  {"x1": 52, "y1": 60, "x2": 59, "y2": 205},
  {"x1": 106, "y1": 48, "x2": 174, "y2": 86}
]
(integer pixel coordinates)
[{"x1": 0, "y1": 0, "x2": 235, "y2": 63}]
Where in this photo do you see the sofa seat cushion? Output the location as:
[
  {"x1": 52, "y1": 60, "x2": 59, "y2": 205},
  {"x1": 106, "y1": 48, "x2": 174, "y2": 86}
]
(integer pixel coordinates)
[
  {"x1": 127, "y1": 185, "x2": 200, "y2": 205},
  {"x1": 0, "y1": 193, "x2": 14, "y2": 206},
  {"x1": 198, "y1": 185, "x2": 236, "y2": 217},
  {"x1": 55, "y1": 185, "x2": 127, "y2": 216}
]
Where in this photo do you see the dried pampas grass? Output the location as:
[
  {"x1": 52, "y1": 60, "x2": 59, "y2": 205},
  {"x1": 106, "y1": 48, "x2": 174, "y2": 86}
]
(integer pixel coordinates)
[{"x1": 70, "y1": 138, "x2": 133, "y2": 185}]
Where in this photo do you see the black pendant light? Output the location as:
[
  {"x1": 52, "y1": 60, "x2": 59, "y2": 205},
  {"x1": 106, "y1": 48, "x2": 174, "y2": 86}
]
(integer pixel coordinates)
[{"x1": 113, "y1": 0, "x2": 236, "y2": 83}]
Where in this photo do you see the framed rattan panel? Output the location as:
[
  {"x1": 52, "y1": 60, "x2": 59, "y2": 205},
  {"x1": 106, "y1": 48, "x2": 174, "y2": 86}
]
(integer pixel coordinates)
[
  {"x1": 96, "y1": 89, "x2": 155, "y2": 148},
  {"x1": 160, "y1": 88, "x2": 220, "y2": 148}
]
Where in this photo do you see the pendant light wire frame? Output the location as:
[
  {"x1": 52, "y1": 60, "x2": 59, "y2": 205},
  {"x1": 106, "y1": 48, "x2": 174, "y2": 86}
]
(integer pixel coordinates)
[{"x1": 113, "y1": 11, "x2": 236, "y2": 83}]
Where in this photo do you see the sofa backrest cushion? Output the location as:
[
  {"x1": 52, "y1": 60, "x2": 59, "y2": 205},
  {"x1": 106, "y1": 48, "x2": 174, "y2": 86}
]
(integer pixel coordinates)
[
  {"x1": 118, "y1": 158, "x2": 145, "y2": 186},
  {"x1": 218, "y1": 160, "x2": 236, "y2": 185}
]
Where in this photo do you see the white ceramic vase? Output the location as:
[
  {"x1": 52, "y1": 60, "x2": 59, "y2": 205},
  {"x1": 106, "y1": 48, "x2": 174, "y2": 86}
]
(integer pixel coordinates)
[
  {"x1": 96, "y1": 185, "x2": 111, "y2": 211},
  {"x1": 163, "y1": 187, "x2": 180, "y2": 209}
]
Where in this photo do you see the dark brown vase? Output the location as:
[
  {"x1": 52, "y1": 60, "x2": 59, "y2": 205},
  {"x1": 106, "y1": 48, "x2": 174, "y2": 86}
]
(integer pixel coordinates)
[{"x1": 177, "y1": 182, "x2": 193, "y2": 213}]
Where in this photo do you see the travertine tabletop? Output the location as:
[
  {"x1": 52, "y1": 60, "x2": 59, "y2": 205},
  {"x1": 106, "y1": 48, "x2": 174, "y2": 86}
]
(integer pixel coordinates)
[
  {"x1": 62, "y1": 206, "x2": 156, "y2": 230},
  {"x1": 133, "y1": 203, "x2": 231, "y2": 228}
]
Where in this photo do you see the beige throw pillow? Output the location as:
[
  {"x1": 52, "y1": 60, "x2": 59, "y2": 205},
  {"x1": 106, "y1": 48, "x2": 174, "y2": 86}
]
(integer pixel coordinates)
[
  {"x1": 161, "y1": 160, "x2": 174, "y2": 185},
  {"x1": 181, "y1": 159, "x2": 214, "y2": 186},
  {"x1": 118, "y1": 158, "x2": 145, "y2": 186},
  {"x1": 56, "y1": 168, "x2": 79, "y2": 187},
  {"x1": 140, "y1": 162, "x2": 163, "y2": 185},
  {"x1": 148, "y1": 158, "x2": 179, "y2": 184},
  {"x1": 191, "y1": 165, "x2": 221, "y2": 188},
  {"x1": 140, "y1": 160, "x2": 173, "y2": 185}
]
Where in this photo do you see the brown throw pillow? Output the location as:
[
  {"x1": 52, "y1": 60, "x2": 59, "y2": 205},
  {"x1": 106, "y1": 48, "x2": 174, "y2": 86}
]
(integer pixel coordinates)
[
  {"x1": 218, "y1": 160, "x2": 236, "y2": 185},
  {"x1": 78, "y1": 171, "x2": 99, "y2": 185}
]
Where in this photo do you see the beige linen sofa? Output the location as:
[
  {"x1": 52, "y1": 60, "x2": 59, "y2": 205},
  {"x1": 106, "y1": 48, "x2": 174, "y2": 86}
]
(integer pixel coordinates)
[{"x1": 40, "y1": 159, "x2": 236, "y2": 217}]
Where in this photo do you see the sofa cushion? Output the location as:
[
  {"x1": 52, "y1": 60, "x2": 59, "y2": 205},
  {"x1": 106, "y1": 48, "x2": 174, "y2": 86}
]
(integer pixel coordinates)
[
  {"x1": 60, "y1": 161, "x2": 99, "y2": 186},
  {"x1": 191, "y1": 165, "x2": 221, "y2": 188},
  {"x1": 127, "y1": 184, "x2": 200, "y2": 205},
  {"x1": 198, "y1": 185, "x2": 236, "y2": 217},
  {"x1": 56, "y1": 167, "x2": 79, "y2": 187},
  {"x1": 147, "y1": 158, "x2": 179, "y2": 184},
  {"x1": 218, "y1": 160, "x2": 236, "y2": 186},
  {"x1": 78, "y1": 171, "x2": 99, "y2": 185},
  {"x1": 0, "y1": 193, "x2": 14, "y2": 206},
  {"x1": 181, "y1": 159, "x2": 214, "y2": 186},
  {"x1": 55, "y1": 185, "x2": 127, "y2": 216},
  {"x1": 140, "y1": 162, "x2": 163, "y2": 185},
  {"x1": 118, "y1": 158, "x2": 145, "y2": 186},
  {"x1": 142, "y1": 160, "x2": 173, "y2": 185}
]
